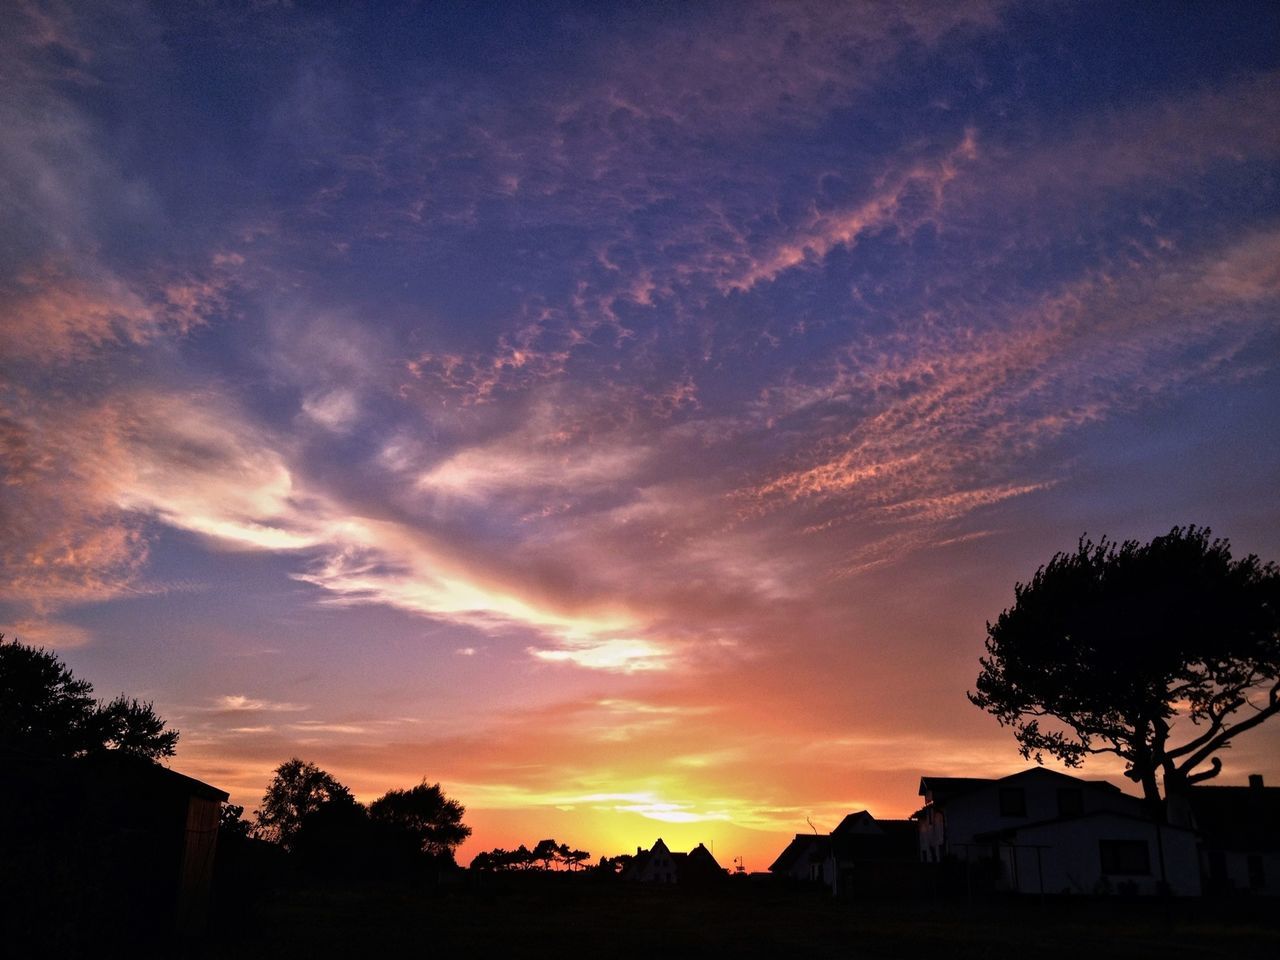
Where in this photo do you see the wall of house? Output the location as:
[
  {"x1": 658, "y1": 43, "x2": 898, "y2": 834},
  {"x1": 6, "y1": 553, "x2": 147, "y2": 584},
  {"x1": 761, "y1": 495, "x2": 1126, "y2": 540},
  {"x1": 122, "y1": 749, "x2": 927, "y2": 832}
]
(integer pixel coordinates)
[
  {"x1": 640, "y1": 845, "x2": 677, "y2": 883},
  {"x1": 778, "y1": 841, "x2": 823, "y2": 881},
  {"x1": 922, "y1": 773, "x2": 1144, "y2": 861},
  {"x1": 1001, "y1": 815, "x2": 1201, "y2": 897},
  {"x1": 918, "y1": 806, "x2": 944, "y2": 861}
]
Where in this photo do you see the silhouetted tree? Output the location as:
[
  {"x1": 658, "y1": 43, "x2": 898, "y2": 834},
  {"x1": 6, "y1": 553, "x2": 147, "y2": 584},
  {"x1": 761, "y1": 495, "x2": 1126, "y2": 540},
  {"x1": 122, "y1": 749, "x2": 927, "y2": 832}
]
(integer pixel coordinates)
[
  {"x1": 219, "y1": 803, "x2": 253, "y2": 840},
  {"x1": 532, "y1": 837, "x2": 560, "y2": 871},
  {"x1": 368, "y1": 779, "x2": 471, "y2": 859},
  {"x1": 291, "y1": 792, "x2": 372, "y2": 874},
  {"x1": 0, "y1": 635, "x2": 178, "y2": 760},
  {"x1": 970, "y1": 527, "x2": 1280, "y2": 813},
  {"x1": 513, "y1": 844, "x2": 534, "y2": 871},
  {"x1": 254, "y1": 758, "x2": 354, "y2": 849},
  {"x1": 470, "y1": 841, "x2": 592, "y2": 874},
  {"x1": 594, "y1": 854, "x2": 627, "y2": 876}
]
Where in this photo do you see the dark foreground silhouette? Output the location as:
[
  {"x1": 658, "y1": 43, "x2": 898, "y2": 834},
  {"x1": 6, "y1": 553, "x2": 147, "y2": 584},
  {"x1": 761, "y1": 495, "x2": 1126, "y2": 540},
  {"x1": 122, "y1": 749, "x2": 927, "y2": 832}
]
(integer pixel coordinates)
[{"x1": 197, "y1": 875, "x2": 1280, "y2": 960}]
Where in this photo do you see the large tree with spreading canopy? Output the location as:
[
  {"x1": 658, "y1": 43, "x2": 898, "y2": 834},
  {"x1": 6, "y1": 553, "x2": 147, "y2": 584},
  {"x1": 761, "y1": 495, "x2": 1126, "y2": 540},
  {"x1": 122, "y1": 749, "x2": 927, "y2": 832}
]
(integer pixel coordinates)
[
  {"x1": 969, "y1": 527, "x2": 1280, "y2": 813},
  {"x1": 0, "y1": 635, "x2": 178, "y2": 761}
]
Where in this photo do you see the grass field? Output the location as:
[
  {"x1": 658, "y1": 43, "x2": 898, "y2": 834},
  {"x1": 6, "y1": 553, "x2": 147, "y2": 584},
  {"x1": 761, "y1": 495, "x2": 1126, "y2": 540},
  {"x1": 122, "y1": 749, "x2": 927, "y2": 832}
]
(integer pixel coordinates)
[{"x1": 201, "y1": 878, "x2": 1280, "y2": 959}]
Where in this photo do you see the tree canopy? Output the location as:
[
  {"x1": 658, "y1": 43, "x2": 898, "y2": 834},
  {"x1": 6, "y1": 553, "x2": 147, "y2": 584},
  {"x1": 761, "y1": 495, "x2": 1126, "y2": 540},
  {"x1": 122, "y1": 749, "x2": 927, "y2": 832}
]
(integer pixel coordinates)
[
  {"x1": 969, "y1": 526, "x2": 1280, "y2": 810},
  {"x1": 254, "y1": 758, "x2": 355, "y2": 849},
  {"x1": 0, "y1": 635, "x2": 178, "y2": 760},
  {"x1": 369, "y1": 780, "x2": 471, "y2": 858}
]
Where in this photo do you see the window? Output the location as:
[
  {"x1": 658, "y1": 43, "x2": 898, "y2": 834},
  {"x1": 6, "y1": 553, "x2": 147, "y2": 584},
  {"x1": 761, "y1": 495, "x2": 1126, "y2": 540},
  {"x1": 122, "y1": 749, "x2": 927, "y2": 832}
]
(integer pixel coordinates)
[
  {"x1": 998, "y1": 787, "x2": 1027, "y2": 817},
  {"x1": 1057, "y1": 788, "x2": 1084, "y2": 817},
  {"x1": 1099, "y1": 839, "x2": 1151, "y2": 875}
]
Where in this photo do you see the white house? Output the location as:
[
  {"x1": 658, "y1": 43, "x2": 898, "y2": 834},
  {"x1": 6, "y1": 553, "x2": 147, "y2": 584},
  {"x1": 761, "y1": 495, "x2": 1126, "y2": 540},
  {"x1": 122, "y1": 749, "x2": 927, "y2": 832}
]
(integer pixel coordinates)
[
  {"x1": 916, "y1": 767, "x2": 1201, "y2": 897},
  {"x1": 976, "y1": 809, "x2": 1201, "y2": 896},
  {"x1": 624, "y1": 838, "x2": 724, "y2": 883}
]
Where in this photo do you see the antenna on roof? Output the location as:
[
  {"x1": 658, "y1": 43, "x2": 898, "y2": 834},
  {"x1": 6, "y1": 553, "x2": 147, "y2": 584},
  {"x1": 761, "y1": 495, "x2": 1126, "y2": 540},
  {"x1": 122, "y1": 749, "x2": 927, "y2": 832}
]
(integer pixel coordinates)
[{"x1": 806, "y1": 817, "x2": 818, "y2": 835}]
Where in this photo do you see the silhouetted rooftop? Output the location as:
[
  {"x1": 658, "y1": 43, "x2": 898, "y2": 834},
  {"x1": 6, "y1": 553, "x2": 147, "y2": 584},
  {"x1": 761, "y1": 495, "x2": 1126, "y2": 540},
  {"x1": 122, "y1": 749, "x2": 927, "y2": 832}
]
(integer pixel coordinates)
[{"x1": 1188, "y1": 778, "x2": 1280, "y2": 851}]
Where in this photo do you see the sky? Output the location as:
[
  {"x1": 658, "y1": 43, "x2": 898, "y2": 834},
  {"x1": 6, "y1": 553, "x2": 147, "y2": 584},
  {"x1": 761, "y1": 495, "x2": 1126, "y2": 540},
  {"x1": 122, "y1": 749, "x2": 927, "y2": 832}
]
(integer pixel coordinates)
[{"x1": 2, "y1": 0, "x2": 1279, "y2": 869}]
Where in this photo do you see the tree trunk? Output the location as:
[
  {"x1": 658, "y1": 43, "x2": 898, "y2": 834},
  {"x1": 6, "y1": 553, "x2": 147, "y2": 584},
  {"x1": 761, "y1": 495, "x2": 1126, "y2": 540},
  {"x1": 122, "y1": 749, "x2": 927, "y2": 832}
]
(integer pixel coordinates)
[{"x1": 1139, "y1": 768, "x2": 1165, "y2": 823}]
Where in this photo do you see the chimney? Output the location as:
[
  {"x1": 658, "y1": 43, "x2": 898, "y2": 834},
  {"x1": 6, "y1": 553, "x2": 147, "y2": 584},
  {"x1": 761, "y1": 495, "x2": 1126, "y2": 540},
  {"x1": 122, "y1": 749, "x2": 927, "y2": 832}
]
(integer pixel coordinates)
[{"x1": 1249, "y1": 774, "x2": 1264, "y2": 790}]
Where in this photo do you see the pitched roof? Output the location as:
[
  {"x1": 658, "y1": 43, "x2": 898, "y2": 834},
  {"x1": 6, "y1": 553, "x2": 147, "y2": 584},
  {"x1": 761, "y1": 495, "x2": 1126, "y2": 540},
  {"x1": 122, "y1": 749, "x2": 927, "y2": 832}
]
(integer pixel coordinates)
[
  {"x1": 768, "y1": 834, "x2": 830, "y2": 873},
  {"x1": 919, "y1": 768, "x2": 1122, "y2": 805},
  {"x1": 628, "y1": 838, "x2": 724, "y2": 880},
  {"x1": 831, "y1": 819, "x2": 918, "y2": 861},
  {"x1": 1, "y1": 749, "x2": 229, "y2": 804},
  {"x1": 917, "y1": 776, "x2": 992, "y2": 802}
]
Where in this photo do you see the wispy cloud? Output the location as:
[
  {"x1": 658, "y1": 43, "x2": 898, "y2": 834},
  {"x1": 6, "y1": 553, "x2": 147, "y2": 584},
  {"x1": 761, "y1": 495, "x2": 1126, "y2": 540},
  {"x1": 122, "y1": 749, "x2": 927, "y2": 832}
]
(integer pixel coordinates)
[{"x1": 214, "y1": 695, "x2": 308, "y2": 713}]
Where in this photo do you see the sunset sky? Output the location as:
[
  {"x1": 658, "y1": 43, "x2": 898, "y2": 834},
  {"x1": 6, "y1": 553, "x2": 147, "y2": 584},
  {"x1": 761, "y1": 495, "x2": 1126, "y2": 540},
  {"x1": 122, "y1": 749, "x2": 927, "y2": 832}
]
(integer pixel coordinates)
[{"x1": 3, "y1": 0, "x2": 1280, "y2": 869}]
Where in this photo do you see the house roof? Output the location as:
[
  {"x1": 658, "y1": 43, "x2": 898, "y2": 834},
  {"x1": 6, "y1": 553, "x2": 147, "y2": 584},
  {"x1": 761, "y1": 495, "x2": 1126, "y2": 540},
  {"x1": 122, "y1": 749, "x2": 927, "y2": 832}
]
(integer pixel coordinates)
[
  {"x1": 1187, "y1": 782, "x2": 1280, "y2": 852},
  {"x1": 768, "y1": 834, "x2": 830, "y2": 873},
  {"x1": 918, "y1": 768, "x2": 1122, "y2": 805},
  {"x1": 629, "y1": 838, "x2": 723, "y2": 879},
  {"x1": 830, "y1": 826, "x2": 918, "y2": 862},
  {"x1": 917, "y1": 777, "x2": 991, "y2": 802},
  {"x1": 772, "y1": 812, "x2": 919, "y2": 871},
  {"x1": 1, "y1": 749, "x2": 229, "y2": 804}
]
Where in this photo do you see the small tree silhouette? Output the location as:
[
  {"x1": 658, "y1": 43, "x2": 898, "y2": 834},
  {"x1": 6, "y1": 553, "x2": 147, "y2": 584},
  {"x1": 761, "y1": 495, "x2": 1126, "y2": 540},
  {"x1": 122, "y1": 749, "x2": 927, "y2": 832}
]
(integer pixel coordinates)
[{"x1": 532, "y1": 838, "x2": 560, "y2": 871}]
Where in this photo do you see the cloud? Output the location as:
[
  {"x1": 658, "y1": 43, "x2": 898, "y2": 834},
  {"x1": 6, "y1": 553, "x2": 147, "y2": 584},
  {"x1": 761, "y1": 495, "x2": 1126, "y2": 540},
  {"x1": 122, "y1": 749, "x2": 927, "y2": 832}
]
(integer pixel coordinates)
[
  {"x1": 1, "y1": 382, "x2": 681, "y2": 671},
  {"x1": 721, "y1": 130, "x2": 979, "y2": 293},
  {"x1": 214, "y1": 695, "x2": 308, "y2": 713},
  {"x1": 739, "y1": 229, "x2": 1280, "y2": 535},
  {"x1": 2, "y1": 617, "x2": 92, "y2": 649},
  {"x1": 528, "y1": 638, "x2": 670, "y2": 674},
  {"x1": 0, "y1": 392, "x2": 150, "y2": 609}
]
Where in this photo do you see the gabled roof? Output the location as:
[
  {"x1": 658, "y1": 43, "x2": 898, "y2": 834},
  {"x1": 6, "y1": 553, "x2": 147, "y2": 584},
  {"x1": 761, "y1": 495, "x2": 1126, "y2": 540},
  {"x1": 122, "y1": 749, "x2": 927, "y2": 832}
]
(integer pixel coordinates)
[
  {"x1": 830, "y1": 821, "x2": 918, "y2": 862},
  {"x1": 628, "y1": 838, "x2": 723, "y2": 880},
  {"x1": 918, "y1": 768, "x2": 1122, "y2": 805},
  {"x1": 831, "y1": 810, "x2": 883, "y2": 837},
  {"x1": 768, "y1": 834, "x2": 830, "y2": 873},
  {"x1": 917, "y1": 777, "x2": 990, "y2": 801}
]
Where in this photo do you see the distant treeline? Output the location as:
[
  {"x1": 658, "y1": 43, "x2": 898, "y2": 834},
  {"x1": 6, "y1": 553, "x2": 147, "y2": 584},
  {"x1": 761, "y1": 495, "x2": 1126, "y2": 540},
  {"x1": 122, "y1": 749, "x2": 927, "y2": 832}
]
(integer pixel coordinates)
[{"x1": 470, "y1": 838, "x2": 592, "y2": 872}]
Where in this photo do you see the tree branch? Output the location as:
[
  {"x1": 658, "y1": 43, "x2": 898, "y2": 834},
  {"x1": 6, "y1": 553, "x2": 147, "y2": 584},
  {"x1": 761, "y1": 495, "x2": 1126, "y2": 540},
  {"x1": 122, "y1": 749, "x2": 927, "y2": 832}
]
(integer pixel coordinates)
[{"x1": 1176, "y1": 696, "x2": 1280, "y2": 778}]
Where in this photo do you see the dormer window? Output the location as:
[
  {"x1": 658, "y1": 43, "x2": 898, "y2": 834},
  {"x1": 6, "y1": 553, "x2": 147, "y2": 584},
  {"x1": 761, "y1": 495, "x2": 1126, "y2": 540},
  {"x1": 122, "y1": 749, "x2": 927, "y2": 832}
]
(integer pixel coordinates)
[{"x1": 998, "y1": 787, "x2": 1027, "y2": 817}]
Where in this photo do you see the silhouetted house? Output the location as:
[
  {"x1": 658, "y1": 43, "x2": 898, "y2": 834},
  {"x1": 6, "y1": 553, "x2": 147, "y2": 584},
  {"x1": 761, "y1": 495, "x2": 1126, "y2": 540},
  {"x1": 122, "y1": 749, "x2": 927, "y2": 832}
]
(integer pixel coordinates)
[
  {"x1": 624, "y1": 838, "x2": 725, "y2": 883},
  {"x1": 769, "y1": 811, "x2": 918, "y2": 895},
  {"x1": 0, "y1": 750, "x2": 229, "y2": 944},
  {"x1": 917, "y1": 767, "x2": 1201, "y2": 896},
  {"x1": 770, "y1": 833, "x2": 832, "y2": 882},
  {"x1": 1188, "y1": 774, "x2": 1280, "y2": 895}
]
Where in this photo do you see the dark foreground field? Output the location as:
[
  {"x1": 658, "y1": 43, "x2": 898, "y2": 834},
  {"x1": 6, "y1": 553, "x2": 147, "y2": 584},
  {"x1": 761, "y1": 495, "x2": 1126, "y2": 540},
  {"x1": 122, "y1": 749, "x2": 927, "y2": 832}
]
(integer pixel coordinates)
[{"x1": 201, "y1": 879, "x2": 1280, "y2": 960}]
